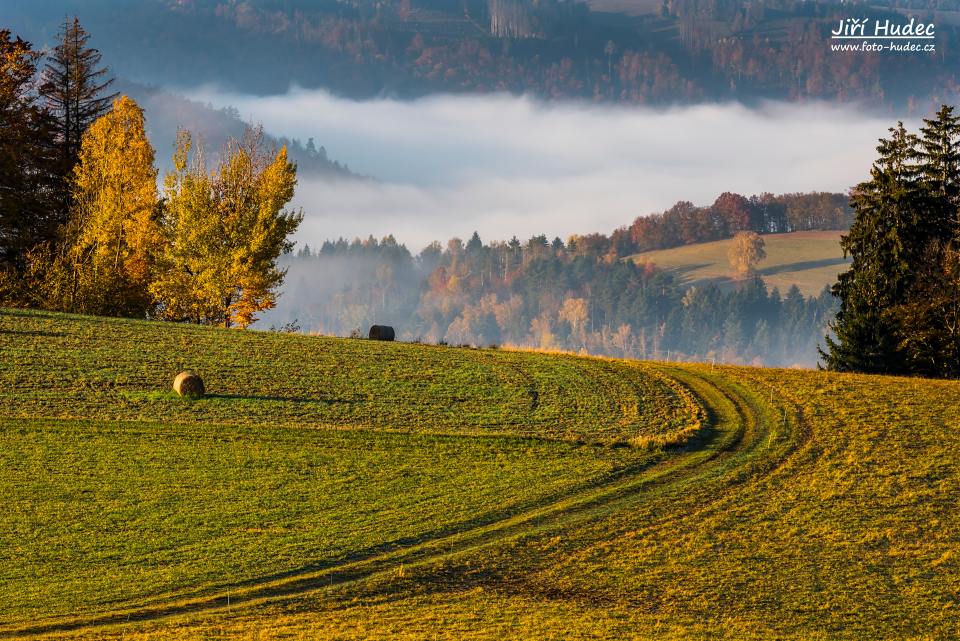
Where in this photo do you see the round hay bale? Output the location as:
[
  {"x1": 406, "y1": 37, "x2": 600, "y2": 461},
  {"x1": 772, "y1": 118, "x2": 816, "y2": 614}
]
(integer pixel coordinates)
[
  {"x1": 368, "y1": 325, "x2": 395, "y2": 341},
  {"x1": 173, "y1": 371, "x2": 205, "y2": 398}
]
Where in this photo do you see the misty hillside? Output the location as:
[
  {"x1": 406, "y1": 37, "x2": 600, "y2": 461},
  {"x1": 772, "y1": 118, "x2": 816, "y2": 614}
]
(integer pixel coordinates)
[
  {"x1": 119, "y1": 81, "x2": 354, "y2": 176},
  {"x1": 258, "y1": 190, "x2": 852, "y2": 368},
  {"x1": 4, "y1": 0, "x2": 959, "y2": 109}
]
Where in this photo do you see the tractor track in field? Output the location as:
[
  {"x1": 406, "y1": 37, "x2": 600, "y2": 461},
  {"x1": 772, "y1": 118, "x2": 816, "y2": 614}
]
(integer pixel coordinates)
[{"x1": 0, "y1": 365, "x2": 809, "y2": 638}]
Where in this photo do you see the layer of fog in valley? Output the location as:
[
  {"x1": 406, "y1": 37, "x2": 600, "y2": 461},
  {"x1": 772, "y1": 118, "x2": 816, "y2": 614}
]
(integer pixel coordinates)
[
  {"x1": 184, "y1": 88, "x2": 905, "y2": 251},
  {"x1": 173, "y1": 89, "x2": 908, "y2": 366}
]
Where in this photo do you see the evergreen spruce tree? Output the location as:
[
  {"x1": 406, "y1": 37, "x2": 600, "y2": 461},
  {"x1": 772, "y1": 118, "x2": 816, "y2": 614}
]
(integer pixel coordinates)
[
  {"x1": 916, "y1": 104, "x2": 960, "y2": 239},
  {"x1": 891, "y1": 243, "x2": 960, "y2": 378},
  {"x1": 39, "y1": 17, "x2": 116, "y2": 222},
  {"x1": 918, "y1": 106, "x2": 960, "y2": 199},
  {"x1": 822, "y1": 123, "x2": 922, "y2": 373},
  {"x1": 890, "y1": 105, "x2": 960, "y2": 377},
  {"x1": 466, "y1": 231, "x2": 483, "y2": 253}
]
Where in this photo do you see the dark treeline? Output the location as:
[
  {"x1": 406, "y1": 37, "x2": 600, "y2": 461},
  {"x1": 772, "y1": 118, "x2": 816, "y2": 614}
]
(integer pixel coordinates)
[
  {"x1": 623, "y1": 192, "x2": 851, "y2": 254},
  {"x1": 270, "y1": 219, "x2": 837, "y2": 367},
  {"x1": 0, "y1": 19, "x2": 101, "y2": 272}
]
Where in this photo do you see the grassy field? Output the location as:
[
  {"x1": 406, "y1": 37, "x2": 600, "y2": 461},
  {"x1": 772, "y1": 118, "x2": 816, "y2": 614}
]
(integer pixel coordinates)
[
  {"x1": 0, "y1": 310, "x2": 697, "y2": 445},
  {"x1": 629, "y1": 231, "x2": 849, "y2": 296},
  {"x1": 1, "y1": 308, "x2": 958, "y2": 639}
]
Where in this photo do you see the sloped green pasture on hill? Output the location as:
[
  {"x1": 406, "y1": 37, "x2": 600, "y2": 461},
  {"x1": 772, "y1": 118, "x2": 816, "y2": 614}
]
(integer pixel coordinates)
[
  {"x1": 0, "y1": 309, "x2": 958, "y2": 640},
  {"x1": 629, "y1": 230, "x2": 848, "y2": 296},
  {"x1": 0, "y1": 310, "x2": 695, "y2": 445}
]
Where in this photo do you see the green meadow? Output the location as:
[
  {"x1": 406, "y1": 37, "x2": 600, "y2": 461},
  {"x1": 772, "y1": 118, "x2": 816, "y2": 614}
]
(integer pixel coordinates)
[
  {"x1": 1, "y1": 308, "x2": 958, "y2": 639},
  {"x1": 630, "y1": 230, "x2": 848, "y2": 296}
]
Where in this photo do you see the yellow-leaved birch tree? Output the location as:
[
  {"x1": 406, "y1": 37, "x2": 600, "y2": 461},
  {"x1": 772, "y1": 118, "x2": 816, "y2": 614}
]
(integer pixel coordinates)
[{"x1": 151, "y1": 129, "x2": 302, "y2": 328}]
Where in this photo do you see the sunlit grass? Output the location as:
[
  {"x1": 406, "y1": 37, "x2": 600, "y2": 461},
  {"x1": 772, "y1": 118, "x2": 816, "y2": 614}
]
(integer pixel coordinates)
[
  {"x1": 629, "y1": 230, "x2": 847, "y2": 295},
  {"x1": 2, "y1": 308, "x2": 959, "y2": 640}
]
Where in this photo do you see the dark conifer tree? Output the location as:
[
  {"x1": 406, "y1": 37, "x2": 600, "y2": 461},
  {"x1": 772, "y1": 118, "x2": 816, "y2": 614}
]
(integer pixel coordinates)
[
  {"x1": 916, "y1": 104, "x2": 960, "y2": 239},
  {"x1": 891, "y1": 105, "x2": 960, "y2": 377},
  {"x1": 917, "y1": 105, "x2": 960, "y2": 200},
  {"x1": 891, "y1": 243, "x2": 960, "y2": 378},
  {"x1": 466, "y1": 231, "x2": 483, "y2": 253},
  {"x1": 822, "y1": 123, "x2": 922, "y2": 373},
  {"x1": 0, "y1": 31, "x2": 58, "y2": 273},
  {"x1": 39, "y1": 17, "x2": 116, "y2": 220}
]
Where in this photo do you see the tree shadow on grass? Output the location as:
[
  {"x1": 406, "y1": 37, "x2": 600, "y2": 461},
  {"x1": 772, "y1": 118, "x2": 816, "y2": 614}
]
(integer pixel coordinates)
[
  {"x1": 5, "y1": 432, "x2": 689, "y2": 636},
  {"x1": 0, "y1": 329, "x2": 65, "y2": 337},
  {"x1": 759, "y1": 257, "x2": 849, "y2": 276},
  {"x1": 666, "y1": 262, "x2": 712, "y2": 275},
  {"x1": 204, "y1": 394, "x2": 360, "y2": 406}
]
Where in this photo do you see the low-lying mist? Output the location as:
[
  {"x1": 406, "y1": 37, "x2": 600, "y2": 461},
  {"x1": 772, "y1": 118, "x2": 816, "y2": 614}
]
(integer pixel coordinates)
[
  {"x1": 172, "y1": 88, "x2": 904, "y2": 366},
  {"x1": 183, "y1": 88, "x2": 906, "y2": 251}
]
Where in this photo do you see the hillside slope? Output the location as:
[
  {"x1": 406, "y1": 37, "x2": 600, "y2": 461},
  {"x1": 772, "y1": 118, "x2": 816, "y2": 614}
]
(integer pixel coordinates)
[
  {"x1": 0, "y1": 309, "x2": 958, "y2": 640},
  {"x1": 630, "y1": 230, "x2": 848, "y2": 296}
]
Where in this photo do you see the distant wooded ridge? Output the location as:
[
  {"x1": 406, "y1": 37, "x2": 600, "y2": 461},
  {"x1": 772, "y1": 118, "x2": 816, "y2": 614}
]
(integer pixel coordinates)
[
  {"x1": 6, "y1": 0, "x2": 958, "y2": 109},
  {"x1": 118, "y1": 81, "x2": 354, "y2": 177},
  {"x1": 301, "y1": 190, "x2": 852, "y2": 265}
]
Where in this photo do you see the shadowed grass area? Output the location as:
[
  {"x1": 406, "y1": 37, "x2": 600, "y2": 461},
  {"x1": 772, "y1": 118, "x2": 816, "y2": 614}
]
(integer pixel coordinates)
[{"x1": 0, "y1": 417, "x2": 653, "y2": 624}]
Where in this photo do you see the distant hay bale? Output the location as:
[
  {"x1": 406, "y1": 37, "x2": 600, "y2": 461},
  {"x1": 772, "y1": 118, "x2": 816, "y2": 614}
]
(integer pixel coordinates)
[
  {"x1": 368, "y1": 325, "x2": 395, "y2": 341},
  {"x1": 173, "y1": 371, "x2": 205, "y2": 398}
]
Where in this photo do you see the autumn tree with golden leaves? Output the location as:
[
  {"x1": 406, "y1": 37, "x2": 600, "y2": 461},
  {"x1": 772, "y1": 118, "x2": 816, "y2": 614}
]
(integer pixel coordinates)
[
  {"x1": 34, "y1": 95, "x2": 159, "y2": 316},
  {"x1": 727, "y1": 231, "x2": 766, "y2": 278},
  {"x1": 151, "y1": 129, "x2": 302, "y2": 328}
]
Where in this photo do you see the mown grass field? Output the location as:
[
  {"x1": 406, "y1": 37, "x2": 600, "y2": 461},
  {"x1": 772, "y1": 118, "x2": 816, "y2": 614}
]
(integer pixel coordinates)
[
  {"x1": 629, "y1": 230, "x2": 849, "y2": 296},
  {"x1": 1, "y1": 308, "x2": 958, "y2": 640}
]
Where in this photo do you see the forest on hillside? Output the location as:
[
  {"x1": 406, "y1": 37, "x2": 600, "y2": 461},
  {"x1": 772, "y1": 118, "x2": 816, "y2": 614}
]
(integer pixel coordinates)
[
  {"x1": 118, "y1": 81, "x2": 353, "y2": 176},
  {"x1": 267, "y1": 191, "x2": 851, "y2": 368},
  {"x1": 5, "y1": 0, "x2": 959, "y2": 109}
]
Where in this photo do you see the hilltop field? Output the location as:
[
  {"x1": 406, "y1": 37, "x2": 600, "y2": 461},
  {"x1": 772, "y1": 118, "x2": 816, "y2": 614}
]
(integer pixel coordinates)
[
  {"x1": 630, "y1": 231, "x2": 848, "y2": 296},
  {"x1": 0, "y1": 309, "x2": 958, "y2": 639}
]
